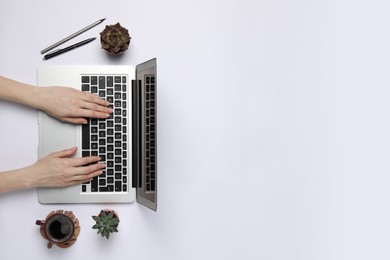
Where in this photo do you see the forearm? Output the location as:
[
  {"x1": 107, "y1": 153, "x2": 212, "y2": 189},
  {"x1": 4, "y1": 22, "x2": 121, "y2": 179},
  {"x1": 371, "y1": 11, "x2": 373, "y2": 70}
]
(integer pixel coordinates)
[
  {"x1": 0, "y1": 166, "x2": 35, "y2": 193},
  {"x1": 0, "y1": 76, "x2": 41, "y2": 109}
]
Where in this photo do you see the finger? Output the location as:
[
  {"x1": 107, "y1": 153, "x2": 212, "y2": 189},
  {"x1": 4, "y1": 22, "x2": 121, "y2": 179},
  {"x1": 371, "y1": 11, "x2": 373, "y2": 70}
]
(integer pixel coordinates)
[
  {"x1": 74, "y1": 162, "x2": 106, "y2": 176},
  {"x1": 64, "y1": 169, "x2": 104, "y2": 186},
  {"x1": 78, "y1": 109, "x2": 112, "y2": 119},
  {"x1": 81, "y1": 101, "x2": 112, "y2": 113},
  {"x1": 69, "y1": 155, "x2": 102, "y2": 167},
  {"x1": 80, "y1": 102, "x2": 113, "y2": 114},
  {"x1": 63, "y1": 117, "x2": 88, "y2": 124},
  {"x1": 82, "y1": 92, "x2": 110, "y2": 107},
  {"x1": 67, "y1": 164, "x2": 105, "y2": 182},
  {"x1": 52, "y1": 147, "x2": 77, "y2": 158},
  {"x1": 68, "y1": 104, "x2": 111, "y2": 119}
]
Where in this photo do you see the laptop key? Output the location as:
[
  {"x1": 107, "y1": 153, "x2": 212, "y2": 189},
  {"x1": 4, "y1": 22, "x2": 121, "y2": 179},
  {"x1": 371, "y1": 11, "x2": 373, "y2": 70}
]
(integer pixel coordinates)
[
  {"x1": 115, "y1": 181, "x2": 122, "y2": 191},
  {"x1": 99, "y1": 187, "x2": 109, "y2": 192},
  {"x1": 82, "y1": 84, "x2": 90, "y2": 91},
  {"x1": 82, "y1": 151, "x2": 90, "y2": 158},
  {"x1": 91, "y1": 76, "x2": 97, "y2": 85},
  {"x1": 107, "y1": 76, "x2": 113, "y2": 87},
  {"x1": 82, "y1": 123, "x2": 90, "y2": 149},
  {"x1": 99, "y1": 76, "x2": 105, "y2": 89},
  {"x1": 81, "y1": 76, "x2": 89, "y2": 83},
  {"x1": 99, "y1": 179, "x2": 106, "y2": 186},
  {"x1": 91, "y1": 178, "x2": 98, "y2": 192}
]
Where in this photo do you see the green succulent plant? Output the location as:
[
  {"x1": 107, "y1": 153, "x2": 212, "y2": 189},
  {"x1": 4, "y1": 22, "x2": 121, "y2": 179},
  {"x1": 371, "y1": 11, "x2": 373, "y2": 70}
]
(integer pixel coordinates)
[{"x1": 92, "y1": 210, "x2": 120, "y2": 239}]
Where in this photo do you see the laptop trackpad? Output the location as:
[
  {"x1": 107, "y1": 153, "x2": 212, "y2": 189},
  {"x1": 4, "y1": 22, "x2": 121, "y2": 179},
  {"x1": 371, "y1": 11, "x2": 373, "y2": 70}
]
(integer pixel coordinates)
[{"x1": 39, "y1": 112, "x2": 77, "y2": 158}]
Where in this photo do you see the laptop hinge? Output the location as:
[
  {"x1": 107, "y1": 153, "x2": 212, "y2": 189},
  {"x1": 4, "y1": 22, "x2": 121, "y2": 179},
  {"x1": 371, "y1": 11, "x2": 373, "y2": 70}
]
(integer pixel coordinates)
[{"x1": 131, "y1": 79, "x2": 141, "y2": 188}]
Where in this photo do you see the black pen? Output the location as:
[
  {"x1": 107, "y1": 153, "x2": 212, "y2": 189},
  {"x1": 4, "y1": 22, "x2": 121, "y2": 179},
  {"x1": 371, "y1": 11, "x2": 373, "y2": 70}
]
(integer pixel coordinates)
[{"x1": 43, "y1": 37, "x2": 96, "y2": 60}]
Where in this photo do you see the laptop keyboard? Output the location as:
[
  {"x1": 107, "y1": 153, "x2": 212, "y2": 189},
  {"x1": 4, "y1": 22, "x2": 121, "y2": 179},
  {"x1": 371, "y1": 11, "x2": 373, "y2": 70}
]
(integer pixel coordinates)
[
  {"x1": 80, "y1": 75, "x2": 128, "y2": 193},
  {"x1": 144, "y1": 75, "x2": 156, "y2": 192}
]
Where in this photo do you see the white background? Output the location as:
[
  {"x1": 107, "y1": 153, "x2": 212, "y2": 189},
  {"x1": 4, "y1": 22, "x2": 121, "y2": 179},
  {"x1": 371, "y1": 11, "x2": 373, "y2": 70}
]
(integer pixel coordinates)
[{"x1": 1, "y1": 0, "x2": 390, "y2": 259}]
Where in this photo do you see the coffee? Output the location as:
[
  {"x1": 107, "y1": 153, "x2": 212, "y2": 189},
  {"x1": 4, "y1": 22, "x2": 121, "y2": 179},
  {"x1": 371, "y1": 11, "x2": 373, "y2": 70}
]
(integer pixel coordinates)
[{"x1": 45, "y1": 215, "x2": 74, "y2": 242}]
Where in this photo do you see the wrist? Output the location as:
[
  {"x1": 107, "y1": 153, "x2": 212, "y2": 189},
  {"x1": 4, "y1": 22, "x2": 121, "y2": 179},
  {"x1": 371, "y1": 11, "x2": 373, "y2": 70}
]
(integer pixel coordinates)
[
  {"x1": 28, "y1": 86, "x2": 45, "y2": 110},
  {"x1": 15, "y1": 165, "x2": 36, "y2": 190}
]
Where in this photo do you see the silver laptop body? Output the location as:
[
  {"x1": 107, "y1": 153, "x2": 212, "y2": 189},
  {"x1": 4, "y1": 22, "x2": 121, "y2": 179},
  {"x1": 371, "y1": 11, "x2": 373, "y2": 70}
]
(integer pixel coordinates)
[{"x1": 37, "y1": 59, "x2": 157, "y2": 211}]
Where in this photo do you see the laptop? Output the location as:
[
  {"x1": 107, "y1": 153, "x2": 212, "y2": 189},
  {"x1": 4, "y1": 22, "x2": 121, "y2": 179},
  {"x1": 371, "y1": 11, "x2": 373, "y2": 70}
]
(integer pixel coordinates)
[{"x1": 37, "y1": 58, "x2": 157, "y2": 211}]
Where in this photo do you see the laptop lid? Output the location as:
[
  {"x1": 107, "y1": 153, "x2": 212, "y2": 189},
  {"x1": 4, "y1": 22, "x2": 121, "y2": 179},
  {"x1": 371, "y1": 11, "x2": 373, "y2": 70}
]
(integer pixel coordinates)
[{"x1": 132, "y1": 58, "x2": 157, "y2": 211}]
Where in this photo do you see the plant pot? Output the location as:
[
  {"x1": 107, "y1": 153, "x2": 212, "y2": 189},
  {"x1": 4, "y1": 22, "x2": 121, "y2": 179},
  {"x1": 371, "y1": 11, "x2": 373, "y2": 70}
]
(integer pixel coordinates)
[{"x1": 92, "y1": 209, "x2": 120, "y2": 239}]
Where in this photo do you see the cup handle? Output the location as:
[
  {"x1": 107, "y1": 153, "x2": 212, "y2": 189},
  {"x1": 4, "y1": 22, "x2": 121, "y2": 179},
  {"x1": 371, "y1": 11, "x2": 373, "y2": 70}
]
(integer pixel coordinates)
[
  {"x1": 36, "y1": 220, "x2": 45, "y2": 226},
  {"x1": 47, "y1": 242, "x2": 53, "y2": 249}
]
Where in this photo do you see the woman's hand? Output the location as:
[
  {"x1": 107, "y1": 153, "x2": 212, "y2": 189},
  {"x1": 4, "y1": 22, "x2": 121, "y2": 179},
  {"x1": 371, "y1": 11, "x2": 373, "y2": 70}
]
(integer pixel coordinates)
[
  {"x1": 36, "y1": 86, "x2": 113, "y2": 124},
  {"x1": 29, "y1": 147, "x2": 105, "y2": 187},
  {"x1": 0, "y1": 76, "x2": 112, "y2": 124}
]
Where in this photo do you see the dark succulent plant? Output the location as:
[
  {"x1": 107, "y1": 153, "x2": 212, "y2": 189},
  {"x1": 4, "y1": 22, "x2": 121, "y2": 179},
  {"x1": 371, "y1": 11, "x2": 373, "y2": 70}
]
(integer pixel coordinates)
[
  {"x1": 92, "y1": 210, "x2": 120, "y2": 239},
  {"x1": 100, "y1": 23, "x2": 131, "y2": 54}
]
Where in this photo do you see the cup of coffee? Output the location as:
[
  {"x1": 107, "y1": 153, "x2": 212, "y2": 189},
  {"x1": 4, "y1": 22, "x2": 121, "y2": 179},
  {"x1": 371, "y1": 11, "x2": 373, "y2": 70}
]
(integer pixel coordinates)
[{"x1": 36, "y1": 210, "x2": 80, "y2": 249}]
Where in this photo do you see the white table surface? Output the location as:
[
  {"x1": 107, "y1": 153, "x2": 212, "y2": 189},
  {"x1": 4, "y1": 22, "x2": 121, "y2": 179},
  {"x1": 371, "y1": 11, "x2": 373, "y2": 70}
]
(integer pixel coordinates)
[{"x1": 1, "y1": 0, "x2": 390, "y2": 259}]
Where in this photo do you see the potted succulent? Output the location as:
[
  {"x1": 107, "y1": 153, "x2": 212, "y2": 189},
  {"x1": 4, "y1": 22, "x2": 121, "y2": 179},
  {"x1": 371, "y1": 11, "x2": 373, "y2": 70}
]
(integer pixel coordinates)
[
  {"x1": 100, "y1": 23, "x2": 131, "y2": 54},
  {"x1": 92, "y1": 210, "x2": 120, "y2": 239}
]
